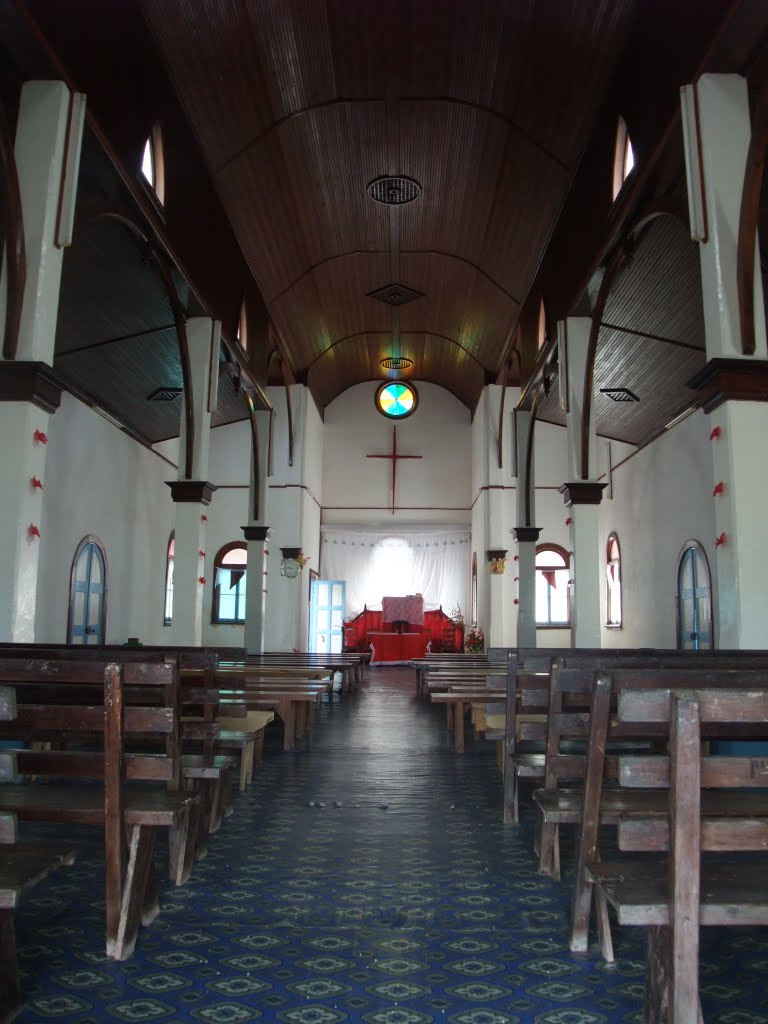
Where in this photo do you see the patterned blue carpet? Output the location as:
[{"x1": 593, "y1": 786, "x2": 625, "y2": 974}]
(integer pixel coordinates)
[{"x1": 11, "y1": 669, "x2": 768, "y2": 1023}]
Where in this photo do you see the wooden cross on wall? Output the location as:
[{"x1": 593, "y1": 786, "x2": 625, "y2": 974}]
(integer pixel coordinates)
[{"x1": 367, "y1": 426, "x2": 422, "y2": 515}]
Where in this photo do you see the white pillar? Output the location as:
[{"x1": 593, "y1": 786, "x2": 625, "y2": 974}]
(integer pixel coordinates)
[
  {"x1": 243, "y1": 408, "x2": 272, "y2": 654},
  {"x1": 0, "y1": 81, "x2": 83, "y2": 641},
  {"x1": 559, "y1": 317, "x2": 606, "y2": 647},
  {"x1": 683, "y1": 74, "x2": 768, "y2": 648},
  {"x1": 168, "y1": 318, "x2": 220, "y2": 646},
  {"x1": 513, "y1": 408, "x2": 539, "y2": 647}
]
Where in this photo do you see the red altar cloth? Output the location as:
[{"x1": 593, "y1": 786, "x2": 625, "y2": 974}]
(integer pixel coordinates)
[
  {"x1": 381, "y1": 595, "x2": 424, "y2": 625},
  {"x1": 369, "y1": 632, "x2": 430, "y2": 665}
]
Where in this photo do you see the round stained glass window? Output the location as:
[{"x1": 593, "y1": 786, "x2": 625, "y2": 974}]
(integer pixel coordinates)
[{"x1": 375, "y1": 381, "x2": 418, "y2": 419}]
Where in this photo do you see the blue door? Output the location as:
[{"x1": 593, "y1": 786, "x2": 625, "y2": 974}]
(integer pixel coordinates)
[
  {"x1": 677, "y1": 543, "x2": 712, "y2": 650},
  {"x1": 309, "y1": 580, "x2": 345, "y2": 654},
  {"x1": 70, "y1": 538, "x2": 107, "y2": 645}
]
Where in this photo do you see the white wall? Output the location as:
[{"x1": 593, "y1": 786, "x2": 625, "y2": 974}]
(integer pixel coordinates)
[
  {"x1": 598, "y1": 410, "x2": 717, "y2": 649},
  {"x1": 322, "y1": 381, "x2": 471, "y2": 527},
  {"x1": 36, "y1": 393, "x2": 175, "y2": 644}
]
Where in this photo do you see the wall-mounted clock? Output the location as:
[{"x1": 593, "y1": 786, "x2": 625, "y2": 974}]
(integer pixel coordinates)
[{"x1": 281, "y1": 558, "x2": 301, "y2": 578}]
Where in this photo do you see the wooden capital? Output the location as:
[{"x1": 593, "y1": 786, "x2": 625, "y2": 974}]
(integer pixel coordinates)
[
  {"x1": 687, "y1": 357, "x2": 768, "y2": 413},
  {"x1": 242, "y1": 525, "x2": 270, "y2": 541},
  {"x1": 559, "y1": 482, "x2": 607, "y2": 506},
  {"x1": 166, "y1": 481, "x2": 217, "y2": 505},
  {"x1": 0, "y1": 361, "x2": 62, "y2": 413},
  {"x1": 486, "y1": 549, "x2": 508, "y2": 561},
  {"x1": 512, "y1": 527, "x2": 542, "y2": 543},
  {"x1": 280, "y1": 547, "x2": 303, "y2": 559}
]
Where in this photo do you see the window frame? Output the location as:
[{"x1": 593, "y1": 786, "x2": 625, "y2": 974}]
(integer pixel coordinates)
[
  {"x1": 375, "y1": 381, "x2": 419, "y2": 420},
  {"x1": 237, "y1": 299, "x2": 248, "y2": 355},
  {"x1": 140, "y1": 123, "x2": 166, "y2": 207},
  {"x1": 67, "y1": 534, "x2": 109, "y2": 644},
  {"x1": 163, "y1": 532, "x2": 175, "y2": 626},
  {"x1": 535, "y1": 542, "x2": 571, "y2": 629},
  {"x1": 605, "y1": 531, "x2": 622, "y2": 629},
  {"x1": 612, "y1": 116, "x2": 635, "y2": 201},
  {"x1": 211, "y1": 541, "x2": 248, "y2": 625}
]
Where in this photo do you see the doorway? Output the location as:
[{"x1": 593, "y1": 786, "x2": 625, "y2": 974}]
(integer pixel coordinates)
[
  {"x1": 68, "y1": 535, "x2": 108, "y2": 644},
  {"x1": 676, "y1": 541, "x2": 713, "y2": 650},
  {"x1": 309, "y1": 579, "x2": 346, "y2": 654}
]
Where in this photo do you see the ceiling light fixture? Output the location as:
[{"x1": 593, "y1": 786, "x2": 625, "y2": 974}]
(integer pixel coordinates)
[
  {"x1": 367, "y1": 175, "x2": 422, "y2": 206},
  {"x1": 380, "y1": 357, "x2": 414, "y2": 370},
  {"x1": 600, "y1": 387, "x2": 639, "y2": 403}
]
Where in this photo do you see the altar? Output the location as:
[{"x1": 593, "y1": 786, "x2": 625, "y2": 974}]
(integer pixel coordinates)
[{"x1": 369, "y1": 631, "x2": 430, "y2": 665}]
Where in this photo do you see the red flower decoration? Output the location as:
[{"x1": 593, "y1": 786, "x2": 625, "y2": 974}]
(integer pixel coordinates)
[
  {"x1": 264, "y1": 549, "x2": 270, "y2": 555},
  {"x1": 709, "y1": 426, "x2": 721, "y2": 441},
  {"x1": 198, "y1": 576, "x2": 206, "y2": 584},
  {"x1": 513, "y1": 598, "x2": 519, "y2": 605},
  {"x1": 198, "y1": 549, "x2": 206, "y2": 557},
  {"x1": 31, "y1": 476, "x2": 43, "y2": 490},
  {"x1": 28, "y1": 524, "x2": 41, "y2": 538},
  {"x1": 715, "y1": 533, "x2": 726, "y2": 548},
  {"x1": 33, "y1": 430, "x2": 48, "y2": 445},
  {"x1": 712, "y1": 482, "x2": 725, "y2": 497},
  {"x1": 200, "y1": 514, "x2": 208, "y2": 522},
  {"x1": 565, "y1": 517, "x2": 572, "y2": 526},
  {"x1": 513, "y1": 555, "x2": 519, "y2": 562}
]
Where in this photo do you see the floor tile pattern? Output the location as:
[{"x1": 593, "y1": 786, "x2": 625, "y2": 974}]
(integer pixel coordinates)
[{"x1": 11, "y1": 669, "x2": 768, "y2": 1023}]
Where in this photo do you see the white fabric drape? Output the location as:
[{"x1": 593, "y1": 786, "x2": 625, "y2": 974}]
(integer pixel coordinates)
[{"x1": 320, "y1": 527, "x2": 470, "y2": 618}]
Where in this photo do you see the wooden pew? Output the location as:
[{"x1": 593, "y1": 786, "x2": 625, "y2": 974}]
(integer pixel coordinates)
[
  {"x1": 0, "y1": 684, "x2": 77, "y2": 1024},
  {"x1": 503, "y1": 647, "x2": 768, "y2": 825},
  {"x1": 588, "y1": 687, "x2": 768, "y2": 1022},
  {"x1": 0, "y1": 659, "x2": 196, "y2": 960}
]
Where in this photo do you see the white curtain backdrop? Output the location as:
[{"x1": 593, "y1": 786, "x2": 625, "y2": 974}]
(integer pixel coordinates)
[{"x1": 320, "y1": 527, "x2": 470, "y2": 618}]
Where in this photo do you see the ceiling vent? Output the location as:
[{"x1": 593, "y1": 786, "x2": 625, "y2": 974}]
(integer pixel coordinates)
[
  {"x1": 367, "y1": 283, "x2": 424, "y2": 307},
  {"x1": 380, "y1": 357, "x2": 414, "y2": 370},
  {"x1": 147, "y1": 386, "x2": 183, "y2": 402},
  {"x1": 600, "y1": 387, "x2": 639, "y2": 403},
  {"x1": 367, "y1": 175, "x2": 421, "y2": 205}
]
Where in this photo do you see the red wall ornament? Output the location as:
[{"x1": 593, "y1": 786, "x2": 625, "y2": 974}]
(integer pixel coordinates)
[
  {"x1": 709, "y1": 426, "x2": 721, "y2": 441},
  {"x1": 200, "y1": 514, "x2": 208, "y2": 522},
  {"x1": 198, "y1": 549, "x2": 206, "y2": 557},
  {"x1": 565, "y1": 517, "x2": 572, "y2": 526},
  {"x1": 33, "y1": 430, "x2": 48, "y2": 444},
  {"x1": 513, "y1": 555, "x2": 519, "y2": 562},
  {"x1": 198, "y1": 576, "x2": 206, "y2": 584},
  {"x1": 715, "y1": 533, "x2": 727, "y2": 548},
  {"x1": 712, "y1": 482, "x2": 725, "y2": 497},
  {"x1": 513, "y1": 598, "x2": 519, "y2": 605},
  {"x1": 31, "y1": 476, "x2": 43, "y2": 490},
  {"x1": 28, "y1": 524, "x2": 41, "y2": 538}
]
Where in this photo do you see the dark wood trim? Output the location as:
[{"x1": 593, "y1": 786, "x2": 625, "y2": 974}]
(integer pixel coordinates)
[
  {"x1": 66, "y1": 534, "x2": 108, "y2": 644},
  {"x1": 535, "y1": 542, "x2": 571, "y2": 565},
  {"x1": 512, "y1": 527, "x2": 542, "y2": 543},
  {"x1": 559, "y1": 481, "x2": 607, "y2": 506},
  {"x1": 166, "y1": 481, "x2": 217, "y2": 505},
  {"x1": 281, "y1": 547, "x2": 303, "y2": 559},
  {"x1": 242, "y1": 526, "x2": 270, "y2": 541},
  {"x1": 687, "y1": 357, "x2": 768, "y2": 413},
  {"x1": 0, "y1": 99, "x2": 26, "y2": 361},
  {"x1": 245, "y1": 392, "x2": 260, "y2": 520},
  {"x1": 738, "y1": 85, "x2": 768, "y2": 357},
  {"x1": 284, "y1": 377, "x2": 294, "y2": 467},
  {"x1": 486, "y1": 549, "x2": 508, "y2": 561},
  {"x1": 267, "y1": 482, "x2": 322, "y2": 510},
  {"x1": 524, "y1": 392, "x2": 540, "y2": 526},
  {"x1": 0, "y1": 361, "x2": 62, "y2": 413}
]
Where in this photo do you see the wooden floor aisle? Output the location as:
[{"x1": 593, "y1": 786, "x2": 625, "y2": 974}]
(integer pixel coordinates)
[{"x1": 12, "y1": 669, "x2": 768, "y2": 1023}]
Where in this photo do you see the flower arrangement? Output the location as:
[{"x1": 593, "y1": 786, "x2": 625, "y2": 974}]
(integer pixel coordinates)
[
  {"x1": 465, "y1": 625, "x2": 484, "y2": 654},
  {"x1": 488, "y1": 557, "x2": 506, "y2": 574},
  {"x1": 296, "y1": 553, "x2": 310, "y2": 570}
]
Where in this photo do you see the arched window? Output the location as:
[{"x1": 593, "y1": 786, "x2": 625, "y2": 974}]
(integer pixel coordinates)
[
  {"x1": 237, "y1": 300, "x2": 248, "y2": 354},
  {"x1": 212, "y1": 542, "x2": 248, "y2": 624},
  {"x1": 612, "y1": 116, "x2": 635, "y2": 201},
  {"x1": 606, "y1": 532, "x2": 622, "y2": 627},
  {"x1": 140, "y1": 124, "x2": 165, "y2": 205},
  {"x1": 676, "y1": 541, "x2": 713, "y2": 650},
  {"x1": 535, "y1": 544, "x2": 570, "y2": 626},
  {"x1": 163, "y1": 533, "x2": 175, "y2": 626},
  {"x1": 536, "y1": 299, "x2": 547, "y2": 351},
  {"x1": 68, "y1": 535, "x2": 108, "y2": 644}
]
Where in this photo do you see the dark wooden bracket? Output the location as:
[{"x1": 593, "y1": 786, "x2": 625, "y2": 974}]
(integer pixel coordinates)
[
  {"x1": 166, "y1": 481, "x2": 217, "y2": 505},
  {"x1": 687, "y1": 358, "x2": 768, "y2": 413},
  {"x1": 559, "y1": 481, "x2": 607, "y2": 506},
  {"x1": 242, "y1": 525, "x2": 270, "y2": 541},
  {"x1": 0, "y1": 361, "x2": 62, "y2": 413}
]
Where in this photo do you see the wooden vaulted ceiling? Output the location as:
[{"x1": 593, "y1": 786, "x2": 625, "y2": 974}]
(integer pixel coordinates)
[
  {"x1": 141, "y1": 0, "x2": 635, "y2": 410},
  {"x1": 3, "y1": 0, "x2": 768, "y2": 449}
]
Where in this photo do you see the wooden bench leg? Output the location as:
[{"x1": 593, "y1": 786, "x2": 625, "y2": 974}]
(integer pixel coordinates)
[
  {"x1": 251, "y1": 733, "x2": 263, "y2": 773},
  {"x1": 114, "y1": 825, "x2": 156, "y2": 961},
  {"x1": 237, "y1": 748, "x2": 249, "y2": 792},
  {"x1": 169, "y1": 800, "x2": 196, "y2": 885},
  {"x1": 281, "y1": 702, "x2": 295, "y2": 752},
  {"x1": 0, "y1": 909, "x2": 21, "y2": 1024},
  {"x1": 538, "y1": 821, "x2": 559, "y2": 879},
  {"x1": 503, "y1": 743, "x2": 518, "y2": 825}
]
